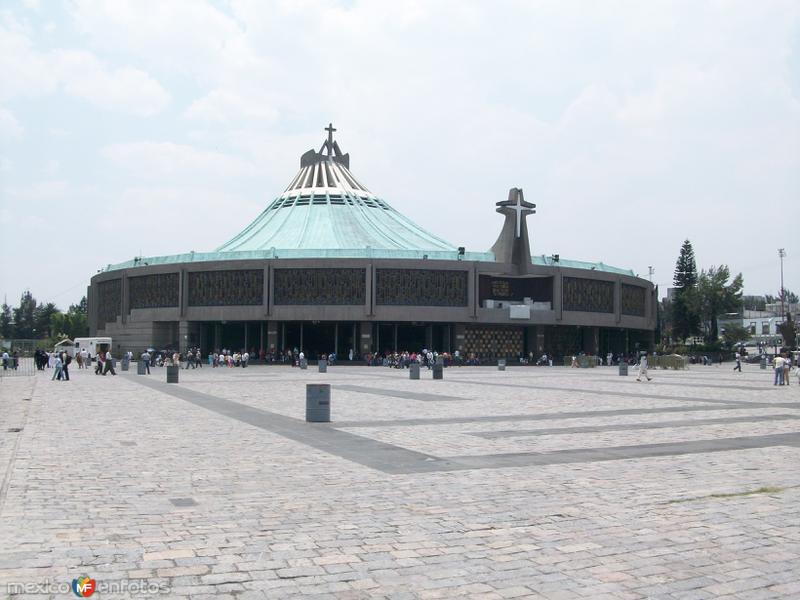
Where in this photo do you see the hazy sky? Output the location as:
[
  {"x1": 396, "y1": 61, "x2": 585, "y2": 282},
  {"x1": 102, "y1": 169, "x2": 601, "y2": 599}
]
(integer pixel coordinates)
[{"x1": 1, "y1": 0, "x2": 798, "y2": 309}]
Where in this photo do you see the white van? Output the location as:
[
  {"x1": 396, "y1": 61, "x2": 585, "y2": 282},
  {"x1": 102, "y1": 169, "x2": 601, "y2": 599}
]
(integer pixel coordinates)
[{"x1": 73, "y1": 337, "x2": 112, "y2": 359}]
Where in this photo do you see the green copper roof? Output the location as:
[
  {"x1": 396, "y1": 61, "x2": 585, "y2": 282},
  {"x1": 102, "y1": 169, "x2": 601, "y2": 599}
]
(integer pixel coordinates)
[
  {"x1": 216, "y1": 192, "x2": 456, "y2": 253},
  {"x1": 101, "y1": 126, "x2": 635, "y2": 278}
]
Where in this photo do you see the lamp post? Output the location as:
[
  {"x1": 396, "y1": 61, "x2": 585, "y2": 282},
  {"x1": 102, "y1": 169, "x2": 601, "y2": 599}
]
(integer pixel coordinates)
[{"x1": 778, "y1": 248, "x2": 785, "y2": 319}]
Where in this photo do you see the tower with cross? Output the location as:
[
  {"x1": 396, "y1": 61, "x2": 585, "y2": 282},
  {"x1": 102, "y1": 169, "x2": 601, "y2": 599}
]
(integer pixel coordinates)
[{"x1": 490, "y1": 188, "x2": 536, "y2": 274}]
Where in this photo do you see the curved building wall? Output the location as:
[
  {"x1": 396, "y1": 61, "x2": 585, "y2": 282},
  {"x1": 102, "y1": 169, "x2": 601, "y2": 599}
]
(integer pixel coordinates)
[{"x1": 88, "y1": 257, "x2": 656, "y2": 359}]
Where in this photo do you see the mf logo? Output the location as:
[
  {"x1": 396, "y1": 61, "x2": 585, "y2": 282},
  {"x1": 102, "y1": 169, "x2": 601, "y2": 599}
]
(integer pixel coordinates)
[{"x1": 72, "y1": 575, "x2": 96, "y2": 597}]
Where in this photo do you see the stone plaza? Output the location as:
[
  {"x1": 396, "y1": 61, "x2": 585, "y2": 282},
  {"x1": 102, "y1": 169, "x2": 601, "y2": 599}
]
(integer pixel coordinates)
[{"x1": 1, "y1": 363, "x2": 798, "y2": 599}]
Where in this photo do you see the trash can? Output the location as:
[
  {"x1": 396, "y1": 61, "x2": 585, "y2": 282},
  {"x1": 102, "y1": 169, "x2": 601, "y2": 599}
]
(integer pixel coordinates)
[
  {"x1": 432, "y1": 364, "x2": 444, "y2": 380},
  {"x1": 760, "y1": 359, "x2": 767, "y2": 370},
  {"x1": 137, "y1": 361, "x2": 147, "y2": 375},
  {"x1": 299, "y1": 358, "x2": 308, "y2": 370},
  {"x1": 306, "y1": 384, "x2": 330, "y2": 422},
  {"x1": 409, "y1": 363, "x2": 420, "y2": 380},
  {"x1": 166, "y1": 365, "x2": 180, "y2": 383},
  {"x1": 498, "y1": 359, "x2": 506, "y2": 371},
  {"x1": 619, "y1": 363, "x2": 628, "y2": 376},
  {"x1": 318, "y1": 360, "x2": 327, "y2": 373},
  {"x1": 121, "y1": 358, "x2": 130, "y2": 372}
]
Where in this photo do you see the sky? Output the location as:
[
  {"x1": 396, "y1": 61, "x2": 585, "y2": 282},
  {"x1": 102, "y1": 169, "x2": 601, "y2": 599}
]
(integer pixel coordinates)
[{"x1": 1, "y1": 0, "x2": 798, "y2": 310}]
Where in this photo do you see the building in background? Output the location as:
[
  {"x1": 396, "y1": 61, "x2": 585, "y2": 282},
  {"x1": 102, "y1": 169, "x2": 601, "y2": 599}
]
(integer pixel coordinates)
[{"x1": 88, "y1": 126, "x2": 657, "y2": 360}]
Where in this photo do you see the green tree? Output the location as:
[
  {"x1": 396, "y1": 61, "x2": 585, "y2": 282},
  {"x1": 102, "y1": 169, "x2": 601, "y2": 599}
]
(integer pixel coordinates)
[
  {"x1": 742, "y1": 295, "x2": 766, "y2": 311},
  {"x1": 777, "y1": 313, "x2": 797, "y2": 348},
  {"x1": 671, "y1": 240, "x2": 701, "y2": 342},
  {"x1": 56, "y1": 297, "x2": 88, "y2": 339},
  {"x1": 784, "y1": 289, "x2": 799, "y2": 304},
  {"x1": 0, "y1": 303, "x2": 11, "y2": 338},
  {"x1": 696, "y1": 266, "x2": 744, "y2": 341},
  {"x1": 11, "y1": 291, "x2": 37, "y2": 338},
  {"x1": 721, "y1": 324, "x2": 750, "y2": 347},
  {"x1": 33, "y1": 302, "x2": 59, "y2": 338}
]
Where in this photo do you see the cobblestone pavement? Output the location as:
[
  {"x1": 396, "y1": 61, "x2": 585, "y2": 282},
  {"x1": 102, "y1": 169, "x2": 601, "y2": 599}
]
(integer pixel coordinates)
[{"x1": 0, "y1": 363, "x2": 798, "y2": 599}]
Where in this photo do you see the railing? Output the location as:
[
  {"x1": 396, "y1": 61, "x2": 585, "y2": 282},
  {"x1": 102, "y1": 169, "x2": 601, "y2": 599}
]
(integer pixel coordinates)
[{"x1": 0, "y1": 356, "x2": 36, "y2": 377}]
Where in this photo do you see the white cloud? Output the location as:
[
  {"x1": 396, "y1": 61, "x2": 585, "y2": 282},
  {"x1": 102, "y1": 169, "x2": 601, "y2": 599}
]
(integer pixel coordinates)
[
  {"x1": 54, "y1": 50, "x2": 170, "y2": 116},
  {"x1": 0, "y1": 15, "x2": 169, "y2": 115},
  {"x1": 185, "y1": 89, "x2": 279, "y2": 123},
  {"x1": 102, "y1": 142, "x2": 259, "y2": 179},
  {"x1": 0, "y1": 107, "x2": 24, "y2": 139}
]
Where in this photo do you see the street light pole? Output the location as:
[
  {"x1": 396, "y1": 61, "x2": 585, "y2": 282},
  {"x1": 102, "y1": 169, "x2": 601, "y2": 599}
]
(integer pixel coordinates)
[{"x1": 778, "y1": 248, "x2": 785, "y2": 319}]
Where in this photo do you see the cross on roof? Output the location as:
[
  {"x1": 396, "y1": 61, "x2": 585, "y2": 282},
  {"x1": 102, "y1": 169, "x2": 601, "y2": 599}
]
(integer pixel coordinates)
[
  {"x1": 495, "y1": 188, "x2": 536, "y2": 238},
  {"x1": 325, "y1": 123, "x2": 336, "y2": 157}
]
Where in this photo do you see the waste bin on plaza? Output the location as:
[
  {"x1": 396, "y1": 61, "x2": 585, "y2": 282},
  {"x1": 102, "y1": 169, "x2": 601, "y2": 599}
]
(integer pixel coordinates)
[
  {"x1": 318, "y1": 360, "x2": 327, "y2": 373},
  {"x1": 166, "y1": 365, "x2": 180, "y2": 383},
  {"x1": 137, "y1": 361, "x2": 147, "y2": 375},
  {"x1": 299, "y1": 358, "x2": 308, "y2": 370},
  {"x1": 409, "y1": 363, "x2": 420, "y2": 380},
  {"x1": 121, "y1": 358, "x2": 130, "y2": 371},
  {"x1": 619, "y1": 363, "x2": 628, "y2": 376},
  {"x1": 498, "y1": 359, "x2": 506, "y2": 371},
  {"x1": 432, "y1": 364, "x2": 444, "y2": 380},
  {"x1": 760, "y1": 358, "x2": 767, "y2": 370},
  {"x1": 306, "y1": 384, "x2": 331, "y2": 422}
]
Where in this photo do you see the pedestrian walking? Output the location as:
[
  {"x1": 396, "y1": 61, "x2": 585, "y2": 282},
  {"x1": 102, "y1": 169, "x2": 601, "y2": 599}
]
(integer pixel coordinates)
[
  {"x1": 52, "y1": 354, "x2": 63, "y2": 381},
  {"x1": 784, "y1": 355, "x2": 792, "y2": 386},
  {"x1": 61, "y1": 351, "x2": 71, "y2": 381},
  {"x1": 636, "y1": 352, "x2": 652, "y2": 382},
  {"x1": 103, "y1": 350, "x2": 116, "y2": 376},
  {"x1": 733, "y1": 352, "x2": 742, "y2": 372},
  {"x1": 141, "y1": 350, "x2": 151, "y2": 374},
  {"x1": 774, "y1": 353, "x2": 785, "y2": 386}
]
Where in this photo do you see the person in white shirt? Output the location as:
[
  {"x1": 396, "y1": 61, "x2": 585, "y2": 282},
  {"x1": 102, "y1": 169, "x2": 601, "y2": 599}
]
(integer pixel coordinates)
[
  {"x1": 637, "y1": 352, "x2": 652, "y2": 382},
  {"x1": 104, "y1": 350, "x2": 116, "y2": 376}
]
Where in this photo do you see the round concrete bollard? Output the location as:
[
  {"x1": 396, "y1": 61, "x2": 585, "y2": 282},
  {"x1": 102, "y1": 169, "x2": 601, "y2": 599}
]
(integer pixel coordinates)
[
  {"x1": 760, "y1": 359, "x2": 767, "y2": 370},
  {"x1": 432, "y1": 363, "x2": 444, "y2": 380},
  {"x1": 299, "y1": 358, "x2": 308, "y2": 370},
  {"x1": 619, "y1": 363, "x2": 628, "y2": 376},
  {"x1": 318, "y1": 360, "x2": 327, "y2": 373},
  {"x1": 137, "y1": 361, "x2": 147, "y2": 375},
  {"x1": 409, "y1": 363, "x2": 420, "y2": 380},
  {"x1": 498, "y1": 359, "x2": 506, "y2": 371},
  {"x1": 306, "y1": 384, "x2": 331, "y2": 422},
  {"x1": 166, "y1": 365, "x2": 180, "y2": 383}
]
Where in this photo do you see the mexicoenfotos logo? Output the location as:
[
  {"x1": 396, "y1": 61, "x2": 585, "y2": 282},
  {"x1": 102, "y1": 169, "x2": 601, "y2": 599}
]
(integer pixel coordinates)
[{"x1": 72, "y1": 575, "x2": 96, "y2": 597}]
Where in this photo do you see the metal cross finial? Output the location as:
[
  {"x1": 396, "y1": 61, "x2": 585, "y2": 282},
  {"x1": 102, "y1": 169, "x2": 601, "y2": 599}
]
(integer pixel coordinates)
[{"x1": 325, "y1": 123, "x2": 336, "y2": 157}]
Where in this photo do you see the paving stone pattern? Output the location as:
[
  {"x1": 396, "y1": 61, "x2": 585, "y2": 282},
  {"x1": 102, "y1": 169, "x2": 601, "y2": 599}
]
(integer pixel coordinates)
[{"x1": 0, "y1": 364, "x2": 798, "y2": 599}]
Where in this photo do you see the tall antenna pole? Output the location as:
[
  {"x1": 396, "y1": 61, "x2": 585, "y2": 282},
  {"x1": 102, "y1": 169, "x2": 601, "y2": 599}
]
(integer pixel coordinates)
[
  {"x1": 778, "y1": 248, "x2": 786, "y2": 319},
  {"x1": 648, "y1": 266, "x2": 654, "y2": 282}
]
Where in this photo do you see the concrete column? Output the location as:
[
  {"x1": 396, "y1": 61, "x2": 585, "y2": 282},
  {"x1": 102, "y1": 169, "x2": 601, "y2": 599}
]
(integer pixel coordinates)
[
  {"x1": 179, "y1": 269, "x2": 187, "y2": 318},
  {"x1": 454, "y1": 323, "x2": 466, "y2": 352},
  {"x1": 334, "y1": 323, "x2": 339, "y2": 355},
  {"x1": 267, "y1": 322, "x2": 279, "y2": 352},
  {"x1": 259, "y1": 322, "x2": 265, "y2": 352},
  {"x1": 590, "y1": 326, "x2": 599, "y2": 355},
  {"x1": 359, "y1": 321, "x2": 373, "y2": 355},
  {"x1": 366, "y1": 264, "x2": 374, "y2": 316},
  {"x1": 244, "y1": 323, "x2": 249, "y2": 351},
  {"x1": 393, "y1": 324, "x2": 398, "y2": 352},
  {"x1": 615, "y1": 277, "x2": 622, "y2": 324},
  {"x1": 214, "y1": 323, "x2": 221, "y2": 351},
  {"x1": 121, "y1": 273, "x2": 129, "y2": 324},
  {"x1": 425, "y1": 324, "x2": 433, "y2": 350},
  {"x1": 554, "y1": 270, "x2": 563, "y2": 322}
]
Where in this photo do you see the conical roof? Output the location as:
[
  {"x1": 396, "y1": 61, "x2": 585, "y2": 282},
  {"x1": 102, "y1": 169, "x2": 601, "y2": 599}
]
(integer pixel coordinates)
[{"x1": 216, "y1": 124, "x2": 456, "y2": 254}]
